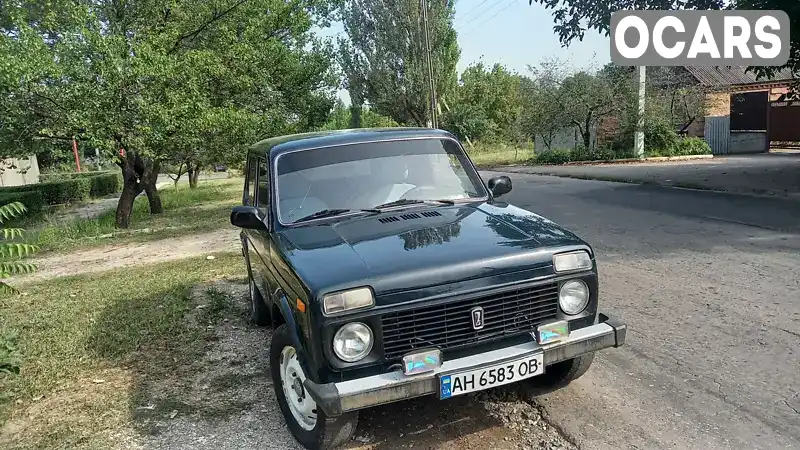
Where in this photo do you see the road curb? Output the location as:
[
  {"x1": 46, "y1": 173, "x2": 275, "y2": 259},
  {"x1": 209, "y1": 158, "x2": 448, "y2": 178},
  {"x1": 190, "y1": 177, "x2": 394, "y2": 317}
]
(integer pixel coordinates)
[
  {"x1": 504, "y1": 170, "x2": 800, "y2": 203},
  {"x1": 494, "y1": 154, "x2": 714, "y2": 170}
]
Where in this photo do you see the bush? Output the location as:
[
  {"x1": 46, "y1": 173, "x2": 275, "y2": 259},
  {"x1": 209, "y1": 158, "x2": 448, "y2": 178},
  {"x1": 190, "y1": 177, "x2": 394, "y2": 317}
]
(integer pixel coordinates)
[
  {"x1": 88, "y1": 172, "x2": 122, "y2": 197},
  {"x1": 40, "y1": 170, "x2": 116, "y2": 182},
  {"x1": 34, "y1": 171, "x2": 122, "y2": 199},
  {"x1": 0, "y1": 190, "x2": 44, "y2": 214},
  {"x1": 534, "y1": 149, "x2": 573, "y2": 165},
  {"x1": 0, "y1": 178, "x2": 92, "y2": 205},
  {"x1": 675, "y1": 137, "x2": 712, "y2": 156},
  {"x1": 644, "y1": 120, "x2": 680, "y2": 156}
]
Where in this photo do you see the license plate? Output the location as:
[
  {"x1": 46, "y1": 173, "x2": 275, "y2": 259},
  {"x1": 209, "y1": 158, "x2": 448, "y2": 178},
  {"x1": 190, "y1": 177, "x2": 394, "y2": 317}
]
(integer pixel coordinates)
[{"x1": 439, "y1": 353, "x2": 544, "y2": 399}]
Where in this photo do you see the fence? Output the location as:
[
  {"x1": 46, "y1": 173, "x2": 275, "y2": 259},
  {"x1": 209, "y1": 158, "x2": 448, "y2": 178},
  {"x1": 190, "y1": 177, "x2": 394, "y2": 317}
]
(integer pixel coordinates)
[{"x1": 704, "y1": 116, "x2": 730, "y2": 155}]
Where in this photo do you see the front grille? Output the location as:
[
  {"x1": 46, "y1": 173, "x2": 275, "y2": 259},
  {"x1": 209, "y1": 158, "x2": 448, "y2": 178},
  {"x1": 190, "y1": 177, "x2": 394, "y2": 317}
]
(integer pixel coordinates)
[{"x1": 381, "y1": 282, "x2": 559, "y2": 360}]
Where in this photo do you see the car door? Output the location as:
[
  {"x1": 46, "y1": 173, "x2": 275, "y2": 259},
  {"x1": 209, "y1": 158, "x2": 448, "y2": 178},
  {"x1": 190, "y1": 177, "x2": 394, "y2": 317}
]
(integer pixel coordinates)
[{"x1": 243, "y1": 157, "x2": 273, "y2": 302}]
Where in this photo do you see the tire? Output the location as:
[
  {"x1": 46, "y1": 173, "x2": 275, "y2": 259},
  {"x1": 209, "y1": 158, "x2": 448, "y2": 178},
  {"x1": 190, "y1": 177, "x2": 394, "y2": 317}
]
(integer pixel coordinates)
[
  {"x1": 243, "y1": 244, "x2": 271, "y2": 326},
  {"x1": 521, "y1": 353, "x2": 595, "y2": 397},
  {"x1": 270, "y1": 324, "x2": 358, "y2": 450}
]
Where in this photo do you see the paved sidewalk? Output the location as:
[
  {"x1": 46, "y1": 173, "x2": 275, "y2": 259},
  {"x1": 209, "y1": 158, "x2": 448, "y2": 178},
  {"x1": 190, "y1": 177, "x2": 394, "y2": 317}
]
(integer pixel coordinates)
[{"x1": 497, "y1": 153, "x2": 800, "y2": 199}]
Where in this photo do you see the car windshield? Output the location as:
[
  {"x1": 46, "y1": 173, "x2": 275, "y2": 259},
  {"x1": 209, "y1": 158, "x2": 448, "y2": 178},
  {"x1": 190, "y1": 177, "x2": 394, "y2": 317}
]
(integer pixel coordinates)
[{"x1": 275, "y1": 138, "x2": 487, "y2": 224}]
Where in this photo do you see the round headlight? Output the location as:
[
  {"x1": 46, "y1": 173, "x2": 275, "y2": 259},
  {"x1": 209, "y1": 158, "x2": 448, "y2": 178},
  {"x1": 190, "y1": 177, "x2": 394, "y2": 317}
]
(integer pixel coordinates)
[
  {"x1": 333, "y1": 322, "x2": 373, "y2": 362},
  {"x1": 559, "y1": 280, "x2": 590, "y2": 315}
]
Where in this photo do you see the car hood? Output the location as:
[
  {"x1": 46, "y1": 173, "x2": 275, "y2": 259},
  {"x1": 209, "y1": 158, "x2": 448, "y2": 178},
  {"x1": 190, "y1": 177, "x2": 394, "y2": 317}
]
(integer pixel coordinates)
[{"x1": 274, "y1": 202, "x2": 589, "y2": 302}]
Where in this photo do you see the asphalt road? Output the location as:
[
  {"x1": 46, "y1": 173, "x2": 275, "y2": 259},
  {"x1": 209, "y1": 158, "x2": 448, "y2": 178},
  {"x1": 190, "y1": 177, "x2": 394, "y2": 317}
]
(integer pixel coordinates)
[
  {"x1": 502, "y1": 153, "x2": 800, "y2": 199},
  {"x1": 480, "y1": 171, "x2": 800, "y2": 450}
]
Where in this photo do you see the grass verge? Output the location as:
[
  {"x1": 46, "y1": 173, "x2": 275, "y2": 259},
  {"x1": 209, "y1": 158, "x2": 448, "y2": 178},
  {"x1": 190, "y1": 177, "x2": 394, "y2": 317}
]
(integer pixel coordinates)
[
  {"x1": 26, "y1": 179, "x2": 242, "y2": 253},
  {"x1": 0, "y1": 253, "x2": 245, "y2": 449},
  {"x1": 466, "y1": 145, "x2": 533, "y2": 168}
]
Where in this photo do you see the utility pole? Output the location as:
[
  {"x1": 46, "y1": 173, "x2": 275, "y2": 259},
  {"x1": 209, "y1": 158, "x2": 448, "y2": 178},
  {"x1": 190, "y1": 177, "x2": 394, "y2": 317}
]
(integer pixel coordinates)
[
  {"x1": 421, "y1": 0, "x2": 438, "y2": 129},
  {"x1": 634, "y1": 66, "x2": 646, "y2": 158},
  {"x1": 72, "y1": 137, "x2": 82, "y2": 172}
]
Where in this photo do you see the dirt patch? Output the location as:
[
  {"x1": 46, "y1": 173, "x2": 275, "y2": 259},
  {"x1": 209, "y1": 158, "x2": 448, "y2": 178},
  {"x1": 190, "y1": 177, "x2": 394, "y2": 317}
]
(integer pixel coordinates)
[
  {"x1": 0, "y1": 368, "x2": 139, "y2": 449},
  {"x1": 18, "y1": 228, "x2": 240, "y2": 282},
  {"x1": 131, "y1": 281, "x2": 304, "y2": 450}
]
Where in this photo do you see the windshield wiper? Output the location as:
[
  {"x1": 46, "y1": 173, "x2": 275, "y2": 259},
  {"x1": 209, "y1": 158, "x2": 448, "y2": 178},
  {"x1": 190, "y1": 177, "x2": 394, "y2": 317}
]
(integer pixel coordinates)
[
  {"x1": 372, "y1": 198, "x2": 455, "y2": 209},
  {"x1": 293, "y1": 208, "x2": 380, "y2": 224}
]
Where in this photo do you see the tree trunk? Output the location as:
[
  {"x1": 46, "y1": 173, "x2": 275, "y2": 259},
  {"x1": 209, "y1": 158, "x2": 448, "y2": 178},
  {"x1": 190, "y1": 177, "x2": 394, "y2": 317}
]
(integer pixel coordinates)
[
  {"x1": 583, "y1": 114, "x2": 593, "y2": 150},
  {"x1": 138, "y1": 158, "x2": 163, "y2": 215},
  {"x1": 188, "y1": 164, "x2": 201, "y2": 188},
  {"x1": 142, "y1": 162, "x2": 163, "y2": 215},
  {"x1": 116, "y1": 157, "x2": 143, "y2": 229},
  {"x1": 349, "y1": 105, "x2": 362, "y2": 128}
]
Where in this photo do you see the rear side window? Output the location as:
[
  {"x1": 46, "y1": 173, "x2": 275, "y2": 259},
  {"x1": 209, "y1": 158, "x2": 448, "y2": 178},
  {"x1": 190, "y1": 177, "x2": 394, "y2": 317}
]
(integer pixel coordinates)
[
  {"x1": 245, "y1": 158, "x2": 258, "y2": 205},
  {"x1": 256, "y1": 158, "x2": 269, "y2": 214}
]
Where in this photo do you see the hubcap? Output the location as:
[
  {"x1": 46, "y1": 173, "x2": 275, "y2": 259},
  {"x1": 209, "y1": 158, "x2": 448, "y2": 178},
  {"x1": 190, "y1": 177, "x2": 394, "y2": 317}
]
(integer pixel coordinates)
[{"x1": 280, "y1": 346, "x2": 317, "y2": 430}]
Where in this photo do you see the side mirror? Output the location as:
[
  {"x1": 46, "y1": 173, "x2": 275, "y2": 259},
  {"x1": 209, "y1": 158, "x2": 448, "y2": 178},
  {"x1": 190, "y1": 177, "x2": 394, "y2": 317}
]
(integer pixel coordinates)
[
  {"x1": 487, "y1": 175, "x2": 512, "y2": 198},
  {"x1": 231, "y1": 205, "x2": 267, "y2": 230}
]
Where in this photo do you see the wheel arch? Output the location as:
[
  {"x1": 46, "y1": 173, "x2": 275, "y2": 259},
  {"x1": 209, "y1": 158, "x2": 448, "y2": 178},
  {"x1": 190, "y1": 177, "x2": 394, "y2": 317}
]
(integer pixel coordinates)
[{"x1": 271, "y1": 288, "x2": 315, "y2": 382}]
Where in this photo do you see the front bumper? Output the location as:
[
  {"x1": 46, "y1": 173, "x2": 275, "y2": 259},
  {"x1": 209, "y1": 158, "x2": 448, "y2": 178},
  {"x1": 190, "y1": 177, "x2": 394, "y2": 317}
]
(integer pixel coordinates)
[{"x1": 305, "y1": 313, "x2": 626, "y2": 416}]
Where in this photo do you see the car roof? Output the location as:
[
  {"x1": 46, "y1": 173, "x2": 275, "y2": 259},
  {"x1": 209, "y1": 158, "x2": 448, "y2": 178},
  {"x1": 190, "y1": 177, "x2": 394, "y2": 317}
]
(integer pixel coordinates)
[{"x1": 247, "y1": 127, "x2": 458, "y2": 158}]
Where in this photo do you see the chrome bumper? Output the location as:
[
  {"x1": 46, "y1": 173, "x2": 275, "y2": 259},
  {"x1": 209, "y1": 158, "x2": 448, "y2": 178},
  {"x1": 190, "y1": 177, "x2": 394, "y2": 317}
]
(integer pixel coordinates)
[{"x1": 305, "y1": 313, "x2": 626, "y2": 416}]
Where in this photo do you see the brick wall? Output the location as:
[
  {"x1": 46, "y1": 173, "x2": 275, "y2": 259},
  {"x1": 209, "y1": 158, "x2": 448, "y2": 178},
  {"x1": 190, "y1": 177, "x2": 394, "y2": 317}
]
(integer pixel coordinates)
[{"x1": 704, "y1": 92, "x2": 731, "y2": 117}]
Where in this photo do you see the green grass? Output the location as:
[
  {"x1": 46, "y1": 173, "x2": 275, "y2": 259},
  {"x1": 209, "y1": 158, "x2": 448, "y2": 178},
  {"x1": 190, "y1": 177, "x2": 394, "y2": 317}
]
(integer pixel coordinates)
[
  {"x1": 26, "y1": 179, "x2": 242, "y2": 253},
  {"x1": 466, "y1": 144, "x2": 534, "y2": 168},
  {"x1": 0, "y1": 253, "x2": 245, "y2": 449}
]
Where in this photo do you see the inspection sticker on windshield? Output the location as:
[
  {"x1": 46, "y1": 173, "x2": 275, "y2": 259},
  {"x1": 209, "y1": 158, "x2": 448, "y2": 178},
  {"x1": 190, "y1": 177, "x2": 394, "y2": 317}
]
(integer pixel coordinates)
[{"x1": 439, "y1": 353, "x2": 544, "y2": 399}]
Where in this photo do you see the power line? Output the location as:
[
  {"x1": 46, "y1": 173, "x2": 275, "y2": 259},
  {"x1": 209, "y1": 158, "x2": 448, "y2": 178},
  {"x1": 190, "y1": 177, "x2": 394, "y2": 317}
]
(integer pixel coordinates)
[
  {"x1": 457, "y1": 0, "x2": 509, "y2": 30},
  {"x1": 461, "y1": 0, "x2": 518, "y2": 35},
  {"x1": 455, "y1": 0, "x2": 493, "y2": 23}
]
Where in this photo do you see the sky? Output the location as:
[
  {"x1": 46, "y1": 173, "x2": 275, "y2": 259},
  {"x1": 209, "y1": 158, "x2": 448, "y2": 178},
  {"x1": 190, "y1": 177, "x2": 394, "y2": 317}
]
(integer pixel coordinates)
[{"x1": 316, "y1": 0, "x2": 612, "y2": 105}]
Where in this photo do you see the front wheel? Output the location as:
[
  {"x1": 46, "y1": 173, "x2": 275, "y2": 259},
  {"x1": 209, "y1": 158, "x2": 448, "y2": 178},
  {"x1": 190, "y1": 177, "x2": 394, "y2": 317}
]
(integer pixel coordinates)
[{"x1": 270, "y1": 324, "x2": 358, "y2": 449}]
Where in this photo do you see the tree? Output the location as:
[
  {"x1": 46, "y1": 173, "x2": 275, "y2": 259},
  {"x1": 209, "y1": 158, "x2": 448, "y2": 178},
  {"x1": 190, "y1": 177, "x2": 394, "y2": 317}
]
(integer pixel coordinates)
[
  {"x1": 1, "y1": 0, "x2": 339, "y2": 227},
  {"x1": 442, "y1": 62, "x2": 524, "y2": 142},
  {"x1": 528, "y1": 0, "x2": 799, "y2": 91},
  {"x1": 559, "y1": 67, "x2": 634, "y2": 150},
  {"x1": 339, "y1": 0, "x2": 460, "y2": 126},
  {"x1": 643, "y1": 66, "x2": 705, "y2": 131},
  {"x1": 320, "y1": 99, "x2": 399, "y2": 130},
  {"x1": 519, "y1": 59, "x2": 570, "y2": 151}
]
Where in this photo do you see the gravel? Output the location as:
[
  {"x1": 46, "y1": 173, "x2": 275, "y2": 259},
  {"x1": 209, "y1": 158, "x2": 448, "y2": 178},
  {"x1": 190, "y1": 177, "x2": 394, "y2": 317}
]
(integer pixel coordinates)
[{"x1": 126, "y1": 280, "x2": 574, "y2": 450}]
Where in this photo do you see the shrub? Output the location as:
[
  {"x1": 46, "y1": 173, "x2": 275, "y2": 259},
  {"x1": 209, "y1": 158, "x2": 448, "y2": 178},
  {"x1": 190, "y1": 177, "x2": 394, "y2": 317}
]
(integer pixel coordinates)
[
  {"x1": 534, "y1": 149, "x2": 573, "y2": 165},
  {"x1": 1, "y1": 177, "x2": 91, "y2": 205},
  {"x1": 40, "y1": 171, "x2": 122, "y2": 198},
  {"x1": 0, "y1": 201, "x2": 38, "y2": 294},
  {"x1": 0, "y1": 201, "x2": 38, "y2": 378},
  {"x1": 675, "y1": 137, "x2": 712, "y2": 156},
  {"x1": 37, "y1": 178, "x2": 91, "y2": 205},
  {"x1": 0, "y1": 191, "x2": 44, "y2": 214},
  {"x1": 644, "y1": 120, "x2": 680, "y2": 156},
  {"x1": 37, "y1": 178, "x2": 92, "y2": 205},
  {"x1": 88, "y1": 172, "x2": 122, "y2": 197}
]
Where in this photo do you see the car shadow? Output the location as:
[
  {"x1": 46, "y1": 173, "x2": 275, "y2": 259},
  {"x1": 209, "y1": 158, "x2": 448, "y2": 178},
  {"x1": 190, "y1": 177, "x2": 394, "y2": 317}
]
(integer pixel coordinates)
[{"x1": 342, "y1": 393, "x2": 512, "y2": 449}]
